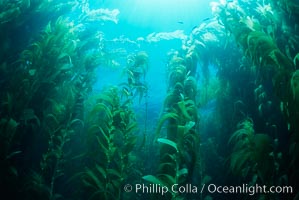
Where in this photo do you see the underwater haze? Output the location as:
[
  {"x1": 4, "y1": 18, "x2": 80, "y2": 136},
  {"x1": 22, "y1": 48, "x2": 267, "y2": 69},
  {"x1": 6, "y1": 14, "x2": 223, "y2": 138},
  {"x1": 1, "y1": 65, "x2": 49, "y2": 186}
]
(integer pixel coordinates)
[{"x1": 1, "y1": 0, "x2": 299, "y2": 199}]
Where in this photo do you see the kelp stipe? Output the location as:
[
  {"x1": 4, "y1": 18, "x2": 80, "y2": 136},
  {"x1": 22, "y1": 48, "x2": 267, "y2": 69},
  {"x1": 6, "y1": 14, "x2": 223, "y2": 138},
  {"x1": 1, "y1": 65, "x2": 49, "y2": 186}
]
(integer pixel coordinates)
[
  {"x1": 228, "y1": 119, "x2": 275, "y2": 182},
  {"x1": 0, "y1": 6, "x2": 110, "y2": 197},
  {"x1": 212, "y1": 0, "x2": 299, "y2": 197},
  {"x1": 122, "y1": 51, "x2": 149, "y2": 103},
  {"x1": 80, "y1": 86, "x2": 139, "y2": 200},
  {"x1": 142, "y1": 45, "x2": 201, "y2": 200}
]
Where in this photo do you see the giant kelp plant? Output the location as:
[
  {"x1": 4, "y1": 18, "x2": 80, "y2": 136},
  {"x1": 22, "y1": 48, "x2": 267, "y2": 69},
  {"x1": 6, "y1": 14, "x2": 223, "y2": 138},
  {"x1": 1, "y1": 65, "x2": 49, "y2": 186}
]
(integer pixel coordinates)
[
  {"x1": 0, "y1": 0, "x2": 299, "y2": 200},
  {"x1": 80, "y1": 86, "x2": 139, "y2": 200},
  {"x1": 141, "y1": 51, "x2": 201, "y2": 200},
  {"x1": 210, "y1": 0, "x2": 298, "y2": 197},
  {"x1": 0, "y1": 1, "x2": 123, "y2": 199}
]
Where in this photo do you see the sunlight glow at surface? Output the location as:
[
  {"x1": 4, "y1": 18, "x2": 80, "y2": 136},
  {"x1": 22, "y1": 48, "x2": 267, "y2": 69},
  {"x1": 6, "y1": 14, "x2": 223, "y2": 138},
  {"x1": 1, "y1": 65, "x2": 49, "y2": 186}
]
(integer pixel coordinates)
[
  {"x1": 125, "y1": 0, "x2": 210, "y2": 29},
  {"x1": 100, "y1": 0, "x2": 211, "y2": 37}
]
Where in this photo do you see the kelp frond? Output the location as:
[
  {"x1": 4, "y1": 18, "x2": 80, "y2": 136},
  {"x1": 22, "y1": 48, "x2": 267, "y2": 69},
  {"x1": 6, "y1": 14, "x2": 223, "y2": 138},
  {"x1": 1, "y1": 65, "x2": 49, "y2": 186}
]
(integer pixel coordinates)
[{"x1": 155, "y1": 112, "x2": 179, "y2": 139}]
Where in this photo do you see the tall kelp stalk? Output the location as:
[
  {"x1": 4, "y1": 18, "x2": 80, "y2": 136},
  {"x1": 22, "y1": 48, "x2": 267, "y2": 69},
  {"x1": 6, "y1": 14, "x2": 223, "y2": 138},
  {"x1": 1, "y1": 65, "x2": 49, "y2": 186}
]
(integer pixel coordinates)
[
  {"x1": 186, "y1": 15, "x2": 249, "y2": 199},
  {"x1": 0, "y1": 1, "x2": 142, "y2": 199},
  {"x1": 122, "y1": 51, "x2": 149, "y2": 160},
  {"x1": 211, "y1": 0, "x2": 298, "y2": 198},
  {"x1": 140, "y1": 6, "x2": 249, "y2": 199},
  {"x1": 79, "y1": 86, "x2": 140, "y2": 200},
  {"x1": 0, "y1": 3, "x2": 82, "y2": 198},
  {"x1": 6, "y1": 16, "x2": 90, "y2": 199},
  {"x1": 141, "y1": 42, "x2": 201, "y2": 200},
  {"x1": 0, "y1": 3, "x2": 111, "y2": 197},
  {"x1": 270, "y1": 0, "x2": 299, "y2": 195},
  {"x1": 73, "y1": 51, "x2": 149, "y2": 200},
  {"x1": 228, "y1": 118, "x2": 279, "y2": 199},
  {"x1": 0, "y1": 0, "x2": 79, "y2": 65}
]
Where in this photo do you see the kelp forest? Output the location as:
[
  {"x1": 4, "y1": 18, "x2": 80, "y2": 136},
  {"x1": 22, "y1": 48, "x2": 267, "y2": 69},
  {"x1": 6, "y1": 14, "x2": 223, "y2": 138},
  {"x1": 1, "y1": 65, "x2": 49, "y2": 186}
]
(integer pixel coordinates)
[{"x1": 0, "y1": 0, "x2": 299, "y2": 199}]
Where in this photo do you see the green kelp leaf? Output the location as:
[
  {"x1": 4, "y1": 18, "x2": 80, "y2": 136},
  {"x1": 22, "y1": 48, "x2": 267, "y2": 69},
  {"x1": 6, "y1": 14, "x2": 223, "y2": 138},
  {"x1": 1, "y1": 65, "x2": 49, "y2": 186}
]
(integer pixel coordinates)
[
  {"x1": 96, "y1": 93, "x2": 115, "y2": 106},
  {"x1": 155, "y1": 112, "x2": 179, "y2": 138},
  {"x1": 293, "y1": 53, "x2": 299, "y2": 66},
  {"x1": 177, "y1": 168, "x2": 188, "y2": 178},
  {"x1": 177, "y1": 100, "x2": 192, "y2": 120},
  {"x1": 228, "y1": 119, "x2": 254, "y2": 145},
  {"x1": 58, "y1": 52, "x2": 70, "y2": 60},
  {"x1": 7, "y1": 118, "x2": 19, "y2": 132},
  {"x1": 142, "y1": 175, "x2": 165, "y2": 186},
  {"x1": 0, "y1": 7, "x2": 21, "y2": 24},
  {"x1": 21, "y1": 109, "x2": 41, "y2": 126},
  {"x1": 6, "y1": 150, "x2": 22, "y2": 160},
  {"x1": 95, "y1": 165, "x2": 107, "y2": 180},
  {"x1": 230, "y1": 150, "x2": 253, "y2": 174},
  {"x1": 29, "y1": 69, "x2": 36, "y2": 76},
  {"x1": 157, "y1": 138, "x2": 179, "y2": 152},
  {"x1": 291, "y1": 71, "x2": 299, "y2": 101},
  {"x1": 159, "y1": 174, "x2": 176, "y2": 186},
  {"x1": 123, "y1": 136, "x2": 137, "y2": 154},
  {"x1": 228, "y1": 129, "x2": 248, "y2": 144},
  {"x1": 125, "y1": 122, "x2": 138, "y2": 135},
  {"x1": 84, "y1": 166, "x2": 105, "y2": 190},
  {"x1": 45, "y1": 114, "x2": 60, "y2": 131},
  {"x1": 107, "y1": 169, "x2": 122, "y2": 179},
  {"x1": 89, "y1": 103, "x2": 113, "y2": 122},
  {"x1": 1, "y1": 118, "x2": 19, "y2": 142},
  {"x1": 96, "y1": 135, "x2": 109, "y2": 153},
  {"x1": 87, "y1": 125, "x2": 100, "y2": 136},
  {"x1": 60, "y1": 63, "x2": 74, "y2": 71},
  {"x1": 184, "y1": 121, "x2": 195, "y2": 134},
  {"x1": 44, "y1": 21, "x2": 52, "y2": 33},
  {"x1": 157, "y1": 162, "x2": 175, "y2": 172},
  {"x1": 2, "y1": 93, "x2": 13, "y2": 114},
  {"x1": 98, "y1": 126, "x2": 110, "y2": 143},
  {"x1": 70, "y1": 153, "x2": 86, "y2": 161},
  {"x1": 70, "y1": 118, "x2": 84, "y2": 129},
  {"x1": 9, "y1": 166, "x2": 18, "y2": 177},
  {"x1": 202, "y1": 175, "x2": 212, "y2": 185},
  {"x1": 54, "y1": 168, "x2": 64, "y2": 179},
  {"x1": 177, "y1": 125, "x2": 186, "y2": 141},
  {"x1": 111, "y1": 179, "x2": 122, "y2": 190},
  {"x1": 52, "y1": 193, "x2": 63, "y2": 200}
]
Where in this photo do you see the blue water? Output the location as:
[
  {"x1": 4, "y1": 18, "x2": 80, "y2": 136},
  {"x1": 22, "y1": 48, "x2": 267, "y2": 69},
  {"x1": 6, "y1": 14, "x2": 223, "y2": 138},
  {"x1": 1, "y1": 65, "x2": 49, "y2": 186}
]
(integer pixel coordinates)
[
  {"x1": 92, "y1": 0, "x2": 213, "y2": 130},
  {"x1": 97, "y1": 0, "x2": 212, "y2": 38}
]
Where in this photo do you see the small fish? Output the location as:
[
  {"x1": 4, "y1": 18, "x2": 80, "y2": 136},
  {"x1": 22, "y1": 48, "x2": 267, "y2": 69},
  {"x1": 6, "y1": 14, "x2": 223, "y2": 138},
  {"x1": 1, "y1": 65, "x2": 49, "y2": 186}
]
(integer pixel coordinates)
[
  {"x1": 192, "y1": 26, "x2": 198, "y2": 31},
  {"x1": 122, "y1": 87, "x2": 132, "y2": 97},
  {"x1": 177, "y1": 21, "x2": 184, "y2": 24},
  {"x1": 202, "y1": 17, "x2": 211, "y2": 22}
]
